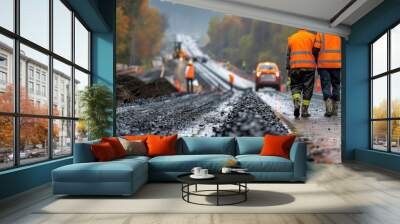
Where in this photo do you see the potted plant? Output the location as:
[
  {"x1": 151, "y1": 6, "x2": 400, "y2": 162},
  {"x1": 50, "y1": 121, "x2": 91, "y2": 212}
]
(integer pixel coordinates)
[{"x1": 79, "y1": 84, "x2": 113, "y2": 140}]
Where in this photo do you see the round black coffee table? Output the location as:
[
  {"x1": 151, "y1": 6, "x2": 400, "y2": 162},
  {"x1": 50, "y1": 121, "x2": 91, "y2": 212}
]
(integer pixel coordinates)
[{"x1": 177, "y1": 173, "x2": 255, "y2": 206}]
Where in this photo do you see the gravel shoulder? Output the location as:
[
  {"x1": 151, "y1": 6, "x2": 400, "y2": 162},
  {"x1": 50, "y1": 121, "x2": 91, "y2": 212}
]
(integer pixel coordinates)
[{"x1": 117, "y1": 91, "x2": 233, "y2": 136}]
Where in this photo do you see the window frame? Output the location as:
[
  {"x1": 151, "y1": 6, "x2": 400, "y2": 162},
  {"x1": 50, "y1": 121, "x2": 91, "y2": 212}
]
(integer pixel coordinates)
[
  {"x1": 370, "y1": 21, "x2": 400, "y2": 154},
  {"x1": 0, "y1": 0, "x2": 92, "y2": 171}
]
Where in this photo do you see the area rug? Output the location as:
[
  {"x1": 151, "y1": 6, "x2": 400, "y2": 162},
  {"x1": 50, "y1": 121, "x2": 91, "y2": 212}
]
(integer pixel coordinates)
[{"x1": 37, "y1": 183, "x2": 361, "y2": 214}]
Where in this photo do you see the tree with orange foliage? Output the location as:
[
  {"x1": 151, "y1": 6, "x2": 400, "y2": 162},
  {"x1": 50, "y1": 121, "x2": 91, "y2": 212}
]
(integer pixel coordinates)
[
  {"x1": 0, "y1": 85, "x2": 14, "y2": 149},
  {"x1": 116, "y1": 5, "x2": 130, "y2": 62},
  {"x1": 116, "y1": 0, "x2": 166, "y2": 66},
  {"x1": 0, "y1": 85, "x2": 59, "y2": 150}
]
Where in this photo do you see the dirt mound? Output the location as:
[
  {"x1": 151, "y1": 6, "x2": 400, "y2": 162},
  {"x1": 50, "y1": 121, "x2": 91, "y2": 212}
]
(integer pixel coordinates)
[{"x1": 117, "y1": 74, "x2": 178, "y2": 105}]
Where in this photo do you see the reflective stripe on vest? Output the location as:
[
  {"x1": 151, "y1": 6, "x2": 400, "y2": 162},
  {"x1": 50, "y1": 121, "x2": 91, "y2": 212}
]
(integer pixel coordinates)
[
  {"x1": 320, "y1": 50, "x2": 341, "y2": 53},
  {"x1": 288, "y1": 30, "x2": 316, "y2": 69},
  {"x1": 290, "y1": 60, "x2": 316, "y2": 65},
  {"x1": 317, "y1": 33, "x2": 342, "y2": 68},
  {"x1": 290, "y1": 51, "x2": 313, "y2": 56},
  {"x1": 318, "y1": 60, "x2": 342, "y2": 63}
]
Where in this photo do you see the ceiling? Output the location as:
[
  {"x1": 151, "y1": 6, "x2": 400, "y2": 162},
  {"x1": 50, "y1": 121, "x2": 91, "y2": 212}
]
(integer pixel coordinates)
[{"x1": 163, "y1": 0, "x2": 384, "y2": 37}]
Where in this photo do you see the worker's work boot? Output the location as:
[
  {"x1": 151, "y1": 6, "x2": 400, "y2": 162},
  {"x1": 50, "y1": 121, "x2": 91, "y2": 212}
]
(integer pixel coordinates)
[
  {"x1": 301, "y1": 105, "x2": 311, "y2": 118},
  {"x1": 324, "y1": 98, "x2": 333, "y2": 117},
  {"x1": 293, "y1": 99, "x2": 300, "y2": 119},
  {"x1": 332, "y1": 100, "x2": 339, "y2": 116}
]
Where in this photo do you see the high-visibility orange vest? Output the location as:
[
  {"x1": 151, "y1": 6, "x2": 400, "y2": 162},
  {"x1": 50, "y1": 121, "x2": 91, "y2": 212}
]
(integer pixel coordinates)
[
  {"x1": 229, "y1": 73, "x2": 235, "y2": 84},
  {"x1": 185, "y1": 65, "x2": 195, "y2": 79},
  {"x1": 288, "y1": 30, "x2": 316, "y2": 69},
  {"x1": 314, "y1": 33, "x2": 342, "y2": 68}
]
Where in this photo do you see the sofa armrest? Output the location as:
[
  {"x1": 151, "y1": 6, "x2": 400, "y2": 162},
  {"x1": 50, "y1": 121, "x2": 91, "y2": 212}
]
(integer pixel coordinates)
[
  {"x1": 289, "y1": 142, "x2": 307, "y2": 181},
  {"x1": 73, "y1": 140, "x2": 100, "y2": 163}
]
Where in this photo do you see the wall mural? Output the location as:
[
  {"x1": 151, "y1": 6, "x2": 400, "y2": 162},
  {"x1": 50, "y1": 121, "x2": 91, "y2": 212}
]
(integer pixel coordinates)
[{"x1": 115, "y1": 0, "x2": 342, "y2": 163}]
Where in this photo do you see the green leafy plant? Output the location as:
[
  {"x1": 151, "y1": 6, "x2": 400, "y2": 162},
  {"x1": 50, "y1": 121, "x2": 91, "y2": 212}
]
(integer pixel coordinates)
[{"x1": 79, "y1": 84, "x2": 113, "y2": 140}]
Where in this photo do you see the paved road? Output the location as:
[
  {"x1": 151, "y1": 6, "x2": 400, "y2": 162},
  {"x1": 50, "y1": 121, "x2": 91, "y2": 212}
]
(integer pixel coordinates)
[
  {"x1": 178, "y1": 34, "x2": 254, "y2": 91},
  {"x1": 258, "y1": 88, "x2": 341, "y2": 164}
]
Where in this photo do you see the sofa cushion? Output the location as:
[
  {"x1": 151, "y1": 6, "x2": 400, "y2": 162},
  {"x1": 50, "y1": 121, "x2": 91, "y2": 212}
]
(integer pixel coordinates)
[
  {"x1": 73, "y1": 140, "x2": 100, "y2": 163},
  {"x1": 260, "y1": 135, "x2": 296, "y2": 159},
  {"x1": 53, "y1": 158, "x2": 147, "y2": 183},
  {"x1": 236, "y1": 137, "x2": 264, "y2": 155},
  {"x1": 116, "y1": 155, "x2": 150, "y2": 163},
  {"x1": 118, "y1": 138, "x2": 147, "y2": 156},
  {"x1": 149, "y1": 154, "x2": 235, "y2": 172},
  {"x1": 236, "y1": 155, "x2": 293, "y2": 172},
  {"x1": 123, "y1": 135, "x2": 148, "y2": 141},
  {"x1": 91, "y1": 142, "x2": 118, "y2": 162},
  {"x1": 178, "y1": 137, "x2": 235, "y2": 155},
  {"x1": 101, "y1": 137, "x2": 127, "y2": 158},
  {"x1": 147, "y1": 135, "x2": 178, "y2": 157}
]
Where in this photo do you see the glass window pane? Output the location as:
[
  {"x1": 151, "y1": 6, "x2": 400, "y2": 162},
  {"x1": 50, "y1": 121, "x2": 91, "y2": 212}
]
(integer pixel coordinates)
[
  {"x1": 0, "y1": 116, "x2": 14, "y2": 170},
  {"x1": 0, "y1": 0, "x2": 14, "y2": 31},
  {"x1": 372, "y1": 76, "x2": 387, "y2": 119},
  {"x1": 391, "y1": 120, "x2": 400, "y2": 153},
  {"x1": 372, "y1": 121, "x2": 388, "y2": 151},
  {"x1": 0, "y1": 35, "x2": 14, "y2": 112},
  {"x1": 372, "y1": 33, "x2": 387, "y2": 76},
  {"x1": 75, "y1": 18, "x2": 89, "y2": 70},
  {"x1": 75, "y1": 120, "x2": 88, "y2": 143},
  {"x1": 391, "y1": 72, "x2": 400, "y2": 118},
  {"x1": 53, "y1": 0, "x2": 72, "y2": 60},
  {"x1": 20, "y1": 44, "x2": 49, "y2": 115},
  {"x1": 53, "y1": 59, "x2": 72, "y2": 117},
  {"x1": 20, "y1": 117, "x2": 49, "y2": 165},
  {"x1": 74, "y1": 69, "x2": 89, "y2": 118},
  {"x1": 391, "y1": 24, "x2": 400, "y2": 70},
  {"x1": 53, "y1": 119, "x2": 72, "y2": 157},
  {"x1": 20, "y1": 0, "x2": 49, "y2": 49}
]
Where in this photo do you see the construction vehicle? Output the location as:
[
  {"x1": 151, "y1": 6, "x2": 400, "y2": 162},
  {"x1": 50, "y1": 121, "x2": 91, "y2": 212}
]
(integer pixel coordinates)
[
  {"x1": 172, "y1": 41, "x2": 188, "y2": 60},
  {"x1": 172, "y1": 41, "x2": 207, "y2": 63}
]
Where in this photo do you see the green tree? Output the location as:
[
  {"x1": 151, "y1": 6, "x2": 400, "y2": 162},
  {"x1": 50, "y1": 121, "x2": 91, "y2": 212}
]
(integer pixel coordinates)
[
  {"x1": 79, "y1": 84, "x2": 113, "y2": 140},
  {"x1": 206, "y1": 16, "x2": 295, "y2": 81}
]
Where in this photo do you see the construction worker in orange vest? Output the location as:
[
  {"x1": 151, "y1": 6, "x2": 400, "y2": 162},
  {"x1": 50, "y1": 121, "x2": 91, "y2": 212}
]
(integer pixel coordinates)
[
  {"x1": 229, "y1": 73, "x2": 235, "y2": 91},
  {"x1": 313, "y1": 32, "x2": 342, "y2": 117},
  {"x1": 185, "y1": 60, "x2": 195, "y2": 93},
  {"x1": 287, "y1": 29, "x2": 317, "y2": 118}
]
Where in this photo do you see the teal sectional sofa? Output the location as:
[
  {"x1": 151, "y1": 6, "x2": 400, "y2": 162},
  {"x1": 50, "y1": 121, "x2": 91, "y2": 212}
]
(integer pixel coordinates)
[{"x1": 52, "y1": 137, "x2": 307, "y2": 196}]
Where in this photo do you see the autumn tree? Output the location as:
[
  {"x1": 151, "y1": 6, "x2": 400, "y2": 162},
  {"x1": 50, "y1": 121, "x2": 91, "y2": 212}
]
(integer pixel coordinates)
[
  {"x1": 116, "y1": 5, "x2": 129, "y2": 61},
  {"x1": 372, "y1": 99, "x2": 400, "y2": 143},
  {"x1": 0, "y1": 85, "x2": 59, "y2": 151},
  {"x1": 116, "y1": 0, "x2": 167, "y2": 66},
  {"x1": 206, "y1": 16, "x2": 295, "y2": 81}
]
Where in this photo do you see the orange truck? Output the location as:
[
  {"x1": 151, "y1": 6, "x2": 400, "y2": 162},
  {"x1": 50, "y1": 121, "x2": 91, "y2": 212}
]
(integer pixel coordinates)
[{"x1": 254, "y1": 62, "x2": 281, "y2": 91}]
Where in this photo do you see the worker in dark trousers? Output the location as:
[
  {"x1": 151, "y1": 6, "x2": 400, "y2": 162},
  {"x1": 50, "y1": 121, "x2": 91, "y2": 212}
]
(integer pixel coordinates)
[
  {"x1": 185, "y1": 61, "x2": 195, "y2": 93},
  {"x1": 229, "y1": 73, "x2": 235, "y2": 91},
  {"x1": 313, "y1": 32, "x2": 342, "y2": 117},
  {"x1": 287, "y1": 29, "x2": 317, "y2": 118}
]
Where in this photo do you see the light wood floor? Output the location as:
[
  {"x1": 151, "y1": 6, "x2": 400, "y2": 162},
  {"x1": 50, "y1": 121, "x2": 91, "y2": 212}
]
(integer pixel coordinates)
[{"x1": 1, "y1": 162, "x2": 400, "y2": 224}]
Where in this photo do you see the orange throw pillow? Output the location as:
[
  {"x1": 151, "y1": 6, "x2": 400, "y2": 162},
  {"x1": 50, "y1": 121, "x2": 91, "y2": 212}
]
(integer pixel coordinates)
[
  {"x1": 260, "y1": 135, "x2": 296, "y2": 159},
  {"x1": 124, "y1": 135, "x2": 148, "y2": 141},
  {"x1": 91, "y1": 142, "x2": 117, "y2": 162},
  {"x1": 101, "y1": 137, "x2": 127, "y2": 158},
  {"x1": 146, "y1": 134, "x2": 178, "y2": 157}
]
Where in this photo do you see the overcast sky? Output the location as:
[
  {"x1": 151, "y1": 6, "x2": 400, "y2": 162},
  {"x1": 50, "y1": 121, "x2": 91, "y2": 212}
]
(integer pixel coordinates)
[{"x1": 0, "y1": 0, "x2": 89, "y2": 73}]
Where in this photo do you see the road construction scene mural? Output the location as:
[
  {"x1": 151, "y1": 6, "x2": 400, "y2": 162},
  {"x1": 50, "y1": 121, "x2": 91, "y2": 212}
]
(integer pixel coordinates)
[{"x1": 116, "y1": 0, "x2": 342, "y2": 163}]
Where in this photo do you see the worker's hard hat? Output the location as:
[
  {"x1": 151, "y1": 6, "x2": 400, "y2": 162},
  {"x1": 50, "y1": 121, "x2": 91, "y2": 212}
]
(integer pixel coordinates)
[{"x1": 188, "y1": 60, "x2": 193, "y2": 65}]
